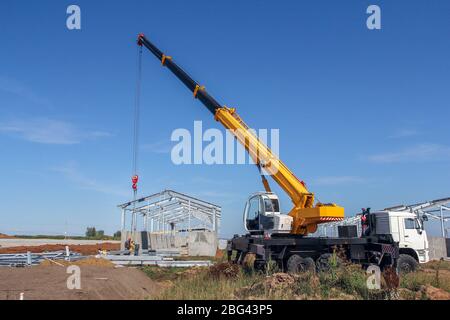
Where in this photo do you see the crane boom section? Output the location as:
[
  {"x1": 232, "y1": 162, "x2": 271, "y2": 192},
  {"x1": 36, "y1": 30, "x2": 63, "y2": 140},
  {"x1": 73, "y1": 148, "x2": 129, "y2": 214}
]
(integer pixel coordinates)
[
  {"x1": 214, "y1": 108, "x2": 312, "y2": 206},
  {"x1": 137, "y1": 34, "x2": 344, "y2": 234}
]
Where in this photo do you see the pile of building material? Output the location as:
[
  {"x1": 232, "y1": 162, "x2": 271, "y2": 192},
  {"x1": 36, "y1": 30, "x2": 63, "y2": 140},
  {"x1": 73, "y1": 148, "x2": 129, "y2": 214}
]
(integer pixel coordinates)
[
  {"x1": 97, "y1": 248, "x2": 212, "y2": 267},
  {"x1": 97, "y1": 254, "x2": 212, "y2": 267},
  {"x1": 0, "y1": 250, "x2": 84, "y2": 267}
]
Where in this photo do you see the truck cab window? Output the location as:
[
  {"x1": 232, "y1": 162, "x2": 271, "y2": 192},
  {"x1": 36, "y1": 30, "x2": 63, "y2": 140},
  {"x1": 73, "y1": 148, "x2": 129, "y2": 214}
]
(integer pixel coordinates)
[{"x1": 404, "y1": 218, "x2": 415, "y2": 230}]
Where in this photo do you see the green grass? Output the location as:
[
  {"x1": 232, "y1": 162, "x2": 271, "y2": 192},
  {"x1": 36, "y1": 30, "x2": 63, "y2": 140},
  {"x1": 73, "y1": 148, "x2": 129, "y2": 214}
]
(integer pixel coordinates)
[
  {"x1": 423, "y1": 260, "x2": 450, "y2": 271},
  {"x1": 400, "y1": 260, "x2": 450, "y2": 294},
  {"x1": 401, "y1": 270, "x2": 450, "y2": 293},
  {"x1": 146, "y1": 262, "x2": 377, "y2": 300},
  {"x1": 155, "y1": 268, "x2": 264, "y2": 300},
  {"x1": 143, "y1": 259, "x2": 450, "y2": 300},
  {"x1": 141, "y1": 266, "x2": 189, "y2": 281}
]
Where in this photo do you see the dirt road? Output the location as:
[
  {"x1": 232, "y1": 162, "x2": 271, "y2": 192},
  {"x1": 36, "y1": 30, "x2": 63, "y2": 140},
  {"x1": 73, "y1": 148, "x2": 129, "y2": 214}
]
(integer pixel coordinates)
[{"x1": 0, "y1": 263, "x2": 161, "y2": 300}]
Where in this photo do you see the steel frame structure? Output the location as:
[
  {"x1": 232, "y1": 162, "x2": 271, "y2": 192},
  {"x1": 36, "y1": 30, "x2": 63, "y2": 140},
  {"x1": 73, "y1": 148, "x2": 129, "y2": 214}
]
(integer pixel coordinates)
[{"x1": 118, "y1": 190, "x2": 221, "y2": 235}]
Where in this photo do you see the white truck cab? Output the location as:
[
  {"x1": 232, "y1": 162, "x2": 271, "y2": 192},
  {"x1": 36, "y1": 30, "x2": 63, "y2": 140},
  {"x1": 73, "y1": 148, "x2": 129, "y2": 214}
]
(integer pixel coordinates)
[
  {"x1": 317, "y1": 209, "x2": 430, "y2": 272},
  {"x1": 372, "y1": 210, "x2": 429, "y2": 271}
]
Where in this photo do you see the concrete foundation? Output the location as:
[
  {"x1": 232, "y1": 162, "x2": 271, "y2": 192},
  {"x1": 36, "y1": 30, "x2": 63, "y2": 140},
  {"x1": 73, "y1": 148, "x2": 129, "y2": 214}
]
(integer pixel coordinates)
[{"x1": 121, "y1": 230, "x2": 217, "y2": 257}]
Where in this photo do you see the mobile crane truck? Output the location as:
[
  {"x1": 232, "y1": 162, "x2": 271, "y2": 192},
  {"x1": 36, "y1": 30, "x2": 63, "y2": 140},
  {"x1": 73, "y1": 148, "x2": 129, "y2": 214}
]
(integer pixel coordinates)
[{"x1": 137, "y1": 34, "x2": 399, "y2": 273}]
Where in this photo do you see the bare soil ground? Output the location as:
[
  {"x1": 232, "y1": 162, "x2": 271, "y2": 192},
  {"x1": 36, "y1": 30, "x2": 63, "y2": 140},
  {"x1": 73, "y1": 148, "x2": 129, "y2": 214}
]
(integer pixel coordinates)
[
  {"x1": 0, "y1": 234, "x2": 14, "y2": 239},
  {"x1": 0, "y1": 259, "x2": 162, "y2": 300},
  {"x1": 0, "y1": 243, "x2": 120, "y2": 255}
]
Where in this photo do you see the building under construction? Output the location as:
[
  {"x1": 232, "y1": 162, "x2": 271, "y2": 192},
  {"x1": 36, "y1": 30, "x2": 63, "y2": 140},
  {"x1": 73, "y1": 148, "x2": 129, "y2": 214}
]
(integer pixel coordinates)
[{"x1": 118, "y1": 190, "x2": 221, "y2": 256}]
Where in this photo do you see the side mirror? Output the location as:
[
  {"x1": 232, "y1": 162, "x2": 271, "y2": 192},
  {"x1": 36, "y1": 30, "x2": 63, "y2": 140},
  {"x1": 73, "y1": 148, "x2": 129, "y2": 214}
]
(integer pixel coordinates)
[{"x1": 422, "y1": 215, "x2": 428, "y2": 222}]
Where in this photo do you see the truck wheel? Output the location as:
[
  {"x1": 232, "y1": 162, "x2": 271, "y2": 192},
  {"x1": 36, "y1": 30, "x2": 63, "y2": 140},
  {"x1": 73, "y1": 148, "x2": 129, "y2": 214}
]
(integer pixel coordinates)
[
  {"x1": 286, "y1": 255, "x2": 315, "y2": 273},
  {"x1": 397, "y1": 254, "x2": 418, "y2": 274},
  {"x1": 254, "y1": 260, "x2": 266, "y2": 272},
  {"x1": 316, "y1": 253, "x2": 341, "y2": 272},
  {"x1": 301, "y1": 257, "x2": 316, "y2": 273}
]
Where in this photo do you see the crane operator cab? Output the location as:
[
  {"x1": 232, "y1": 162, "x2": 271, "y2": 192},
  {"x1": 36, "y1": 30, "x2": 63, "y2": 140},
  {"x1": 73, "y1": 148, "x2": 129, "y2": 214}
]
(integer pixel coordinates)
[{"x1": 243, "y1": 192, "x2": 293, "y2": 235}]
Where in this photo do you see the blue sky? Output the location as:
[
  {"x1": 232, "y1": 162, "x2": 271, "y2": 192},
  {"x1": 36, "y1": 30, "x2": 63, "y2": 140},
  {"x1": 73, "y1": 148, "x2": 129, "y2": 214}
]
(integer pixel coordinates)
[{"x1": 0, "y1": 1, "x2": 449, "y2": 237}]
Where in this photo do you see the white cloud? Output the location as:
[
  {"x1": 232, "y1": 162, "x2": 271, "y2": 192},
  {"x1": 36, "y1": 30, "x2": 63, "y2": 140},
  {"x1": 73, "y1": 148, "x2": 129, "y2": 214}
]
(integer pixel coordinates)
[
  {"x1": 388, "y1": 129, "x2": 419, "y2": 139},
  {"x1": 367, "y1": 144, "x2": 450, "y2": 163},
  {"x1": 312, "y1": 176, "x2": 365, "y2": 186},
  {"x1": 0, "y1": 118, "x2": 112, "y2": 145},
  {"x1": 0, "y1": 76, "x2": 50, "y2": 106},
  {"x1": 52, "y1": 162, "x2": 128, "y2": 197}
]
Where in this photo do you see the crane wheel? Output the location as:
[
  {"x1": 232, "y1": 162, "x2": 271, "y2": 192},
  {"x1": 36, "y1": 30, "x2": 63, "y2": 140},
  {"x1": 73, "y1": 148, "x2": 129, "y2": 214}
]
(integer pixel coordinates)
[
  {"x1": 316, "y1": 253, "x2": 341, "y2": 273},
  {"x1": 397, "y1": 254, "x2": 418, "y2": 274},
  {"x1": 286, "y1": 255, "x2": 315, "y2": 274}
]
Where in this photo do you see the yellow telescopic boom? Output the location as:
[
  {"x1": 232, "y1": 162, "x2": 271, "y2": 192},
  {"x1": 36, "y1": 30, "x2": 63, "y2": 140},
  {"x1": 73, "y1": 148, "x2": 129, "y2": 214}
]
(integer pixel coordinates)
[{"x1": 138, "y1": 34, "x2": 344, "y2": 235}]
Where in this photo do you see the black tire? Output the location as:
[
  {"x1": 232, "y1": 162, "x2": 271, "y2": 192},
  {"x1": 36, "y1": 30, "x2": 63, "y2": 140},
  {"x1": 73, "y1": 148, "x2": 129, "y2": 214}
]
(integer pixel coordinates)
[
  {"x1": 254, "y1": 260, "x2": 266, "y2": 272},
  {"x1": 397, "y1": 254, "x2": 418, "y2": 274},
  {"x1": 301, "y1": 257, "x2": 316, "y2": 273},
  {"x1": 286, "y1": 255, "x2": 315, "y2": 274},
  {"x1": 316, "y1": 253, "x2": 341, "y2": 272}
]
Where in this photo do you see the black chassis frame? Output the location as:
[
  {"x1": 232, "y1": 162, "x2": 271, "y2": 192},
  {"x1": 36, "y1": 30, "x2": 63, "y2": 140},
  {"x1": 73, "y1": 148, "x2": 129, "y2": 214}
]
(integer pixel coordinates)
[{"x1": 228, "y1": 233, "x2": 399, "y2": 270}]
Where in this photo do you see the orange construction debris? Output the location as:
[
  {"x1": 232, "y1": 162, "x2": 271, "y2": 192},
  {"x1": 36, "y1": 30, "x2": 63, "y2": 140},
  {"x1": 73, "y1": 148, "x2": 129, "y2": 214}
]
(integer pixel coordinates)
[{"x1": 0, "y1": 243, "x2": 120, "y2": 255}]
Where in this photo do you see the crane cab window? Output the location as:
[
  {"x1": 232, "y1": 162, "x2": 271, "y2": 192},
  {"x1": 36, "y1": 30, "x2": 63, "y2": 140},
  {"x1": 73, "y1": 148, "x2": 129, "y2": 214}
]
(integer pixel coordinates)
[
  {"x1": 264, "y1": 198, "x2": 280, "y2": 213},
  {"x1": 246, "y1": 196, "x2": 261, "y2": 230}
]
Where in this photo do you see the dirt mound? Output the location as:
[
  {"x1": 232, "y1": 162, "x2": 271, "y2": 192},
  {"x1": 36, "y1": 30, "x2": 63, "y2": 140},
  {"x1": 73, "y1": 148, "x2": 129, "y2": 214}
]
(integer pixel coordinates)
[
  {"x1": 236, "y1": 272, "x2": 316, "y2": 300},
  {"x1": 73, "y1": 257, "x2": 115, "y2": 267},
  {"x1": 180, "y1": 266, "x2": 207, "y2": 277},
  {"x1": 0, "y1": 265, "x2": 161, "y2": 300},
  {"x1": 264, "y1": 273, "x2": 296, "y2": 290},
  {"x1": 421, "y1": 285, "x2": 450, "y2": 300},
  {"x1": 40, "y1": 257, "x2": 115, "y2": 268},
  {"x1": 0, "y1": 233, "x2": 14, "y2": 239},
  {"x1": 0, "y1": 243, "x2": 120, "y2": 255},
  {"x1": 208, "y1": 262, "x2": 240, "y2": 279}
]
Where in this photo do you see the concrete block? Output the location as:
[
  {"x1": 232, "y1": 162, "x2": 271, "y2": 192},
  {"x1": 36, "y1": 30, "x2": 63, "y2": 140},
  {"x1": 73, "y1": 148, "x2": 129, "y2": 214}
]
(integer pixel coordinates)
[
  {"x1": 146, "y1": 231, "x2": 217, "y2": 256},
  {"x1": 188, "y1": 231, "x2": 217, "y2": 257},
  {"x1": 428, "y1": 236, "x2": 447, "y2": 260},
  {"x1": 446, "y1": 238, "x2": 450, "y2": 257}
]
